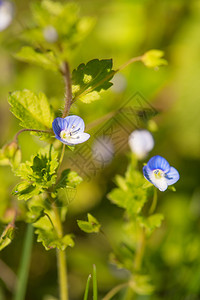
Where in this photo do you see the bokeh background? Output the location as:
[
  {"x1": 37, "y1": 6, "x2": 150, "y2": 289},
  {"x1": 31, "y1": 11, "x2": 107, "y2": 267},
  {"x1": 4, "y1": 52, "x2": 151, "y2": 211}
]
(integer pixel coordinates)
[{"x1": 0, "y1": 0, "x2": 200, "y2": 299}]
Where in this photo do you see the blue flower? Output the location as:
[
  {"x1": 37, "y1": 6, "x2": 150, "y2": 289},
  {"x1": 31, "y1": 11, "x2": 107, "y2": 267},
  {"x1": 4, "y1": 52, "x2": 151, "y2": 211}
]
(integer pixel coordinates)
[
  {"x1": 143, "y1": 155, "x2": 180, "y2": 191},
  {"x1": 52, "y1": 115, "x2": 90, "y2": 146}
]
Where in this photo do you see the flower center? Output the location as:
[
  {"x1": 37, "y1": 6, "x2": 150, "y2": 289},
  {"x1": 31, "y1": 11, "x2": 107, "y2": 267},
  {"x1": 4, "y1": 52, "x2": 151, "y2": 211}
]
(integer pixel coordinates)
[
  {"x1": 60, "y1": 125, "x2": 81, "y2": 140},
  {"x1": 153, "y1": 169, "x2": 165, "y2": 179}
]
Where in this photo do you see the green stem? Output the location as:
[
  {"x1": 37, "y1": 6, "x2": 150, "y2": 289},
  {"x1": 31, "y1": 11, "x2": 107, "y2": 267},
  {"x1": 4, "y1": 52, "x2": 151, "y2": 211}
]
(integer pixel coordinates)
[
  {"x1": 149, "y1": 187, "x2": 158, "y2": 215},
  {"x1": 102, "y1": 283, "x2": 129, "y2": 300},
  {"x1": 53, "y1": 205, "x2": 69, "y2": 300},
  {"x1": 93, "y1": 264, "x2": 98, "y2": 300},
  {"x1": 57, "y1": 249, "x2": 68, "y2": 300},
  {"x1": 83, "y1": 274, "x2": 91, "y2": 300},
  {"x1": 134, "y1": 227, "x2": 146, "y2": 271},
  {"x1": 14, "y1": 224, "x2": 34, "y2": 300}
]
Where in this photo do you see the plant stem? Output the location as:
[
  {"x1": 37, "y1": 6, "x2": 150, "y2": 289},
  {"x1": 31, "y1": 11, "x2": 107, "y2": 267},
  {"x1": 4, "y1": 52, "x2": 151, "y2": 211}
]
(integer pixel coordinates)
[
  {"x1": 117, "y1": 56, "x2": 143, "y2": 72},
  {"x1": 93, "y1": 264, "x2": 98, "y2": 300},
  {"x1": 53, "y1": 204, "x2": 69, "y2": 300},
  {"x1": 14, "y1": 224, "x2": 34, "y2": 300},
  {"x1": 149, "y1": 187, "x2": 158, "y2": 215},
  {"x1": 83, "y1": 274, "x2": 91, "y2": 300},
  {"x1": 14, "y1": 128, "x2": 52, "y2": 143},
  {"x1": 134, "y1": 227, "x2": 146, "y2": 271},
  {"x1": 102, "y1": 283, "x2": 129, "y2": 300},
  {"x1": 62, "y1": 61, "x2": 73, "y2": 118}
]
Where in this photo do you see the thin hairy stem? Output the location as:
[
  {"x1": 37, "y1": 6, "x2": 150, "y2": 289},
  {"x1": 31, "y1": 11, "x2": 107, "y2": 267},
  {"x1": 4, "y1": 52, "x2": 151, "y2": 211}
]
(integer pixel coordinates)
[
  {"x1": 134, "y1": 227, "x2": 146, "y2": 271},
  {"x1": 14, "y1": 128, "x2": 52, "y2": 143},
  {"x1": 62, "y1": 62, "x2": 73, "y2": 118}
]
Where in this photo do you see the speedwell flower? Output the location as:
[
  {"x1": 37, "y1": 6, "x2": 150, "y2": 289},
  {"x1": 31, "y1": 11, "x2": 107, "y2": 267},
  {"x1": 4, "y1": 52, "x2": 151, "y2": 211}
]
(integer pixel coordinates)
[
  {"x1": 0, "y1": 0, "x2": 14, "y2": 32},
  {"x1": 143, "y1": 155, "x2": 180, "y2": 192},
  {"x1": 52, "y1": 115, "x2": 90, "y2": 146}
]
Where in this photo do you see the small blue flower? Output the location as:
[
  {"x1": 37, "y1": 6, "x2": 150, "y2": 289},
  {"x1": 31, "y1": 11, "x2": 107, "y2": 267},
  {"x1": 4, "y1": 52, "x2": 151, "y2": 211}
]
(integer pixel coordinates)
[
  {"x1": 52, "y1": 115, "x2": 90, "y2": 146},
  {"x1": 143, "y1": 155, "x2": 180, "y2": 192}
]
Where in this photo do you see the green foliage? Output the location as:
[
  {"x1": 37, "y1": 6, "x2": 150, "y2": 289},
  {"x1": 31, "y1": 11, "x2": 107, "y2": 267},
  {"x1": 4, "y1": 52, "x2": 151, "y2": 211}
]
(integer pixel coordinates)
[
  {"x1": 142, "y1": 49, "x2": 167, "y2": 68},
  {"x1": 56, "y1": 169, "x2": 82, "y2": 190},
  {"x1": 13, "y1": 146, "x2": 59, "y2": 201},
  {"x1": 108, "y1": 165, "x2": 148, "y2": 218},
  {"x1": 0, "y1": 142, "x2": 21, "y2": 169},
  {"x1": 15, "y1": 47, "x2": 60, "y2": 71},
  {"x1": 0, "y1": 224, "x2": 15, "y2": 251},
  {"x1": 130, "y1": 275, "x2": 154, "y2": 295},
  {"x1": 34, "y1": 215, "x2": 74, "y2": 250},
  {"x1": 72, "y1": 59, "x2": 115, "y2": 103},
  {"x1": 8, "y1": 90, "x2": 54, "y2": 133},
  {"x1": 77, "y1": 213, "x2": 101, "y2": 233},
  {"x1": 137, "y1": 213, "x2": 164, "y2": 236}
]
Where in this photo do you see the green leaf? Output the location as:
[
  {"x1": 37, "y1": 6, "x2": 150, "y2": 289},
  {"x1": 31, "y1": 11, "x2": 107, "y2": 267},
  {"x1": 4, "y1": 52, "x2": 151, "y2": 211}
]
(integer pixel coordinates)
[
  {"x1": 130, "y1": 274, "x2": 154, "y2": 295},
  {"x1": 108, "y1": 165, "x2": 148, "y2": 217},
  {"x1": 34, "y1": 215, "x2": 74, "y2": 250},
  {"x1": 56, "y1": 169, "x2": 82, "y2": 190},
  {"x1": 0, "y1": 224, "x2": 15, "y2": 251},
  {"x1": 138, "y1": 213, "x2": 164, "y2": 236},
  {"x1": 142, "y1": 49, "x2": 168, "y2": 68},
  {"x1": 77, "y1": 213, "x2": 101, "y2": 233},
  {"x1": 13, "y1": 146, "x2": 59, "y2": 201},
  {"x1": 72, "y1": 59, "x2": 115, "y2": 103},
  {"x1": 15, "y1": 47, "x2": 59, "y2": 71},
  {"x1": 8, "y1": 89, "x2": 54, "y2": 131}
]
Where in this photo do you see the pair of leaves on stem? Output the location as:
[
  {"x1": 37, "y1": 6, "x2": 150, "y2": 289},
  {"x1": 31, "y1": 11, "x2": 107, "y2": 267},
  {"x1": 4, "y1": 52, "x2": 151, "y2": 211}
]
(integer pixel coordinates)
[{"x1": 12, "y1": 146, "x2": 82, "y2": 250}]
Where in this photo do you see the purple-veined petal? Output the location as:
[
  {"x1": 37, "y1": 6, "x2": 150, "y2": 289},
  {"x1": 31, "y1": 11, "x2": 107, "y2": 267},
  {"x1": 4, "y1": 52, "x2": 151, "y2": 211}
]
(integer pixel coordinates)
[
  {"x1": 52, "y1": 117, "x2": 67, "y2": 136},
  {"x1": 59, "y1": 133, "x2": 90, "y2": 146},
  {"x1": 165, "y1": 166, "x2": 180, "y2": 185},
  {"x1": 143, "y1": 165, "x2": 152, "y2": 183},
  {"x1": 64, "y1": 115, "x2": 85, "y2": 132},
  {"x1": 147, "y1": 155, "x2": 170, "y2": 172}
]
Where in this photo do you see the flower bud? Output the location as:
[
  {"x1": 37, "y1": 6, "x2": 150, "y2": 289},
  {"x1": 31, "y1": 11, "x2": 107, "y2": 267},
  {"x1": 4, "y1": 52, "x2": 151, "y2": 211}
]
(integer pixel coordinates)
[
  {"x1": 128, "y1": 130, "x2": 154, "y2": 160},
  {"x1": 2, "y1": 141, "x2": 21, "y2": 168}
]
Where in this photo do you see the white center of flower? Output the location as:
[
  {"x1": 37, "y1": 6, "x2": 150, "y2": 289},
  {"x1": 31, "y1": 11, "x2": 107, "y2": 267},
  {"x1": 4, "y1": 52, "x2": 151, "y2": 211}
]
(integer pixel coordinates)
[
  {"x1": 60, "y1": 125, "x2": 81, "y2": 141},
  {"x1": 153, "y1": 169, "x2": 165, "y2": 179}
]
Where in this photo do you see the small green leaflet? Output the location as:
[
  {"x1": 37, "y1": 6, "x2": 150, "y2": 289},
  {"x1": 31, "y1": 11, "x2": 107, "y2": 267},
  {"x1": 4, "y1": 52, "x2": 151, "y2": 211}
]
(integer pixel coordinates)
[
  {"x1": 137, "y1": 214, "x2": 164, "y2": 236},
  {"x1": 72, "y1": 59, "x2": 115, "y2": 103},
  {"x1": 8, "y1": 89, "x2": 54, "y2": 134},
  {"x1": 56, "y1": 169, "x2": 82, "y2": 190},
  {"x1": 77, "y1": 213, "x2": 101, "y2": 233},
  {"x1": 15, "y1": 47, "x2": 60, "y2": 71},
  {"x1": 0, "y1": 224, "x2": 15, "y2": 251},
  {"x1": 142, "y1": 50, "x2": 167, "y2": 68}
]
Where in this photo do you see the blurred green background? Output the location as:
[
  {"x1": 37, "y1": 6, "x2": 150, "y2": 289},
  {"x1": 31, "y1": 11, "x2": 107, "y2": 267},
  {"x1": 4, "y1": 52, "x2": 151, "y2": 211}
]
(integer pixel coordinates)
[{"x1": 0, "y1": 0, "x2": 200, "y2": 299}]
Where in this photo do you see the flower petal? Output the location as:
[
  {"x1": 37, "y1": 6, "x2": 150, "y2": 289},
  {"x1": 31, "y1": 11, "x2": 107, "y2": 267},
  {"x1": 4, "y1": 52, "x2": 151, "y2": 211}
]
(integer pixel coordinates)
[
  {"x1": 143, "y1": 165, "x2": 168, "y2": 191},
  {"x1": 143, "y1": 165, "x2": 152, "y2": 183},
  {"x1": 165, "y1": 166, "x2": 180, "y2": 185},
  {"x1": 52, "y1": 117, "x2": 67, "y2": 136},
  {"x1": 147, "y1": 155, "x2": 170, "y2": 172},
  {"x1": 65, "y1": 115, "x2": 85, "y2": 132},
  {"x1": 59, "y1": 133, "x2": 90, "y2": 146}
]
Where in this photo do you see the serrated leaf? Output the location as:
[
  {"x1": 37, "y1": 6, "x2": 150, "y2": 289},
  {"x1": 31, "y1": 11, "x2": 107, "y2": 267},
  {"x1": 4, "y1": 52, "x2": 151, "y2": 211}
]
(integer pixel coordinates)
[
  {"x1": 0, "y1": 224, "x2": 15, "y2": 251},
  {"x1": 13, "y1": 146, "x2": 59, "y2": 201},
  {"x1": 56, "y1": 169, "x2": 82, "y2": 190},
  {"x1": 34, "y1": 215, "x2": 74, "y2": 250},
  {"x1": 138, "y1": 213, "x2": 164, "y2": 236},
  {"x1": 142, "y1": 49, "x2": 167, "y2": 68},
  {"x1": 15, "y1": 47, "x2": 59, "y2": 71},
  {"x1": 77, "y1": 213, "x2": 101, "y2": 233},
  {"x1": 72, "y1": 59, "x2": 115, "y2": 103},
  {"x1": 8, "y1": 89, "x2": 54, "y2": 131}
]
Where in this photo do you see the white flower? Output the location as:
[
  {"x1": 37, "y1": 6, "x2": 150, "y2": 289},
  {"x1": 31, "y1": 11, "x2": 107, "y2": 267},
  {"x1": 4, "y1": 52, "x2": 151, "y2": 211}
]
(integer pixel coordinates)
[
  {"x1": 0, "y1": 1, "x2": 14, "y2": 32},
  {"x1": 43, "y1": 26, "x2": 58, "y2": 43},
  {"x1": 128, "y1": 129, "x2": 154, "y2": 159}
]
